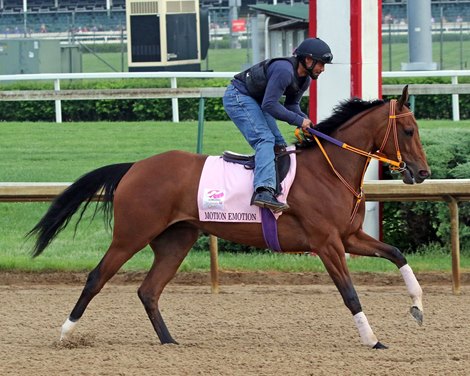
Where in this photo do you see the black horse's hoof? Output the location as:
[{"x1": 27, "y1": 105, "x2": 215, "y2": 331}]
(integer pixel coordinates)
[
  {"x1": 410, "y1": 306, "x2": 424, "y2": 326},
  {"x1": 373, "y1": 342, "x2": 388, "y2": 349},
  {"x1": 161, "y1": 337, "x2": 179, "y2": 345}
]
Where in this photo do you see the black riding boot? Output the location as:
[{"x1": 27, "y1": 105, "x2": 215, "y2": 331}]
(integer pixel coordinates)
[{"x1": 252, "y1": 187, "x2": 289, "y2": 212}]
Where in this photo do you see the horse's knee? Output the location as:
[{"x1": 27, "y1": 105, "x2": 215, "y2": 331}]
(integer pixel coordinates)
[
  {"x1": 138, "y1": 288, "x2": 158, "y2": 312},
  {"x1": 373, "y1": 245, "x2": 407, "y2": 268},
  {"x1": 137, "y1": 288, "x2": 149, "y2": 304},
  {"x1": 387, "y1": 247, "x2": 407, "y2": 268}
]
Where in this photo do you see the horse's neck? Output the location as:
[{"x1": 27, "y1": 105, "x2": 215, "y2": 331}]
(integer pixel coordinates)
[{"x1": 317, "y1": 108, "x2": 385, "y2": 186}]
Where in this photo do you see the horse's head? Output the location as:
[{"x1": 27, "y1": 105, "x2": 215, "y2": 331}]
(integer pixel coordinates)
[{"x1": 378, "y1": 86, "x2": 431, "y2": 184}]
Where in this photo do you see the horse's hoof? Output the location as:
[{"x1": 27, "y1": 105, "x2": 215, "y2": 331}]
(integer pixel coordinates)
[
  {"x1": 162, "y1": 339, "x2": 179, "y2": 345},
  {"x1": 410, "y1": 306, "x2": 423, "y2": 326},
  {"x1": 373, "y1": 341, "x2": 388, "y2": 350}
]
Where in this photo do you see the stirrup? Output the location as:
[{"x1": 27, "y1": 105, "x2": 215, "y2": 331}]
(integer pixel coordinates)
[{"x1": 252, "y1": 190, "x2": 289, "y2": 212}]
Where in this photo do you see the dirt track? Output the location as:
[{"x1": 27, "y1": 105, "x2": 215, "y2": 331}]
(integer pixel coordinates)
[{"x1": 1, "y1": 272, "x2": 469, "y2": 376}]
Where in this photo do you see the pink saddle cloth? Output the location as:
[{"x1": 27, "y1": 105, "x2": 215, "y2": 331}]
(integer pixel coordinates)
[{"x1": 197, "y1": 146, "x2": 297, "y2": 222}]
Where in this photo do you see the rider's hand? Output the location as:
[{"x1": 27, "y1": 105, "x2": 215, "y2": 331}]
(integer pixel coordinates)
[{"x1": 301, "y1": 118, "x2": 313, "y2": 131}]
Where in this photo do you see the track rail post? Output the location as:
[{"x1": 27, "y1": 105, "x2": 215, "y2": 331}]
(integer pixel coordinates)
[{"x1": 446, "y1": 195, "x2": 461, "y2": 295}]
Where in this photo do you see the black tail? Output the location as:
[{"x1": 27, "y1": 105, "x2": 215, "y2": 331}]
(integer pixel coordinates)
[{"x1": 28, "y1": 163, "x2": 134, "y2": 257}]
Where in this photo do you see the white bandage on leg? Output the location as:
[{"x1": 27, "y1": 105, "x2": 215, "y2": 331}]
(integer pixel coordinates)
[
  {"x1": 60, "y1": 317, "x2": 78, "y2": 341},
  {"x1": 400, "y1": 264, "x2": 423, "y2": 311},
  {"x1": 353, "y1": 312, "x2": 378, "y2": 347}
]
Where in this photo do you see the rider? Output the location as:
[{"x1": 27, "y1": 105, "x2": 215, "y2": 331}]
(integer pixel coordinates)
[{"x1": 223, "y1": 37, "x2": 333, "y2": 212}]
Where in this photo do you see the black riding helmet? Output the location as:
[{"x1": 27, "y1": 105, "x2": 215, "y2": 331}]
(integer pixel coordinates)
[{"x1": 293, "y1": 38, "x2": 333, "y2": 79}]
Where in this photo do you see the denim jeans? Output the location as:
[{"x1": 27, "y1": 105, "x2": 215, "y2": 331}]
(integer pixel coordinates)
[{"x1": 223, "y1": 84, "x2": 286, "y2": 191}]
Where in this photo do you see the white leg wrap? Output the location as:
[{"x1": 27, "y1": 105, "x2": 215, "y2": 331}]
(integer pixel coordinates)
[
  {"x1": 60, "y1": 317, "x2": 78, "y2": 341},
  {"x1": 353, "y1": 312, "x2": 378, "y2": 347},
  {"x1": 400, "y1": 264, "x2": 423, "y2": 311}
]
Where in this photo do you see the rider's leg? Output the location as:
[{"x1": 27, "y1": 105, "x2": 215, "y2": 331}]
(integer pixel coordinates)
[{"x1": 223, "y1": 85, "x2": 288, "y2": 212}]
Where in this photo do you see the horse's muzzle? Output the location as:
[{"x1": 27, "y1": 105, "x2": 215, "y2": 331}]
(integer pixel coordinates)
[{"x1": 402, "y1": 165, "x2": 431, "y2": 184}]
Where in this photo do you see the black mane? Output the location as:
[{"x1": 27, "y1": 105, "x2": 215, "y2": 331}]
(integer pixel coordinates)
[{"x1": 314, "y1": 97, "x2": 385, "y2": 135}]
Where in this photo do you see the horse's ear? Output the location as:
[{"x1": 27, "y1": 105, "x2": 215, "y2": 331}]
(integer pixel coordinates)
[{"x1": 397, "y1": 85, "x2": 409, "y2": 110}]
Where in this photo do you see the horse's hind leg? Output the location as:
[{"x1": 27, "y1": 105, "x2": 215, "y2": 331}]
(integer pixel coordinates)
[
  {"x1": 60, "y1": 239, "x2": 147, "y2": 341},
  {"x1": 138, "y1": 222, "x2": 199, "y2": 345},
  {"x1": 345, "y1": 230, "x2": 423, "y2": 325}
]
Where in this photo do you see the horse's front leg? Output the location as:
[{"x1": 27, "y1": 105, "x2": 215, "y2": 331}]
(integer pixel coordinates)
[
  {"x1": 345, "y1": 229, "x2": 423, "y2": 325},
  {"x1": 317, "y1": 239, "x2": 387, "y2": 349}
]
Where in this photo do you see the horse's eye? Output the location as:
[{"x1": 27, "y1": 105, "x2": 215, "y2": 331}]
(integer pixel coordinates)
[{"x1": 404, "y1": 129, "x2": 414, "y2": 137}]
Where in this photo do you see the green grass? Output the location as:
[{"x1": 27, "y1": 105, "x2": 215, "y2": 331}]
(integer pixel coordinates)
[
  {"x1": 82, "y1": 40, "x2": 469, "y2": 73},
  {"x1": 82, "y1": 50, "x2": 128, "y2": 73},
  {"x1": 202, "y1": 48, "x2": 252, "y2": 72},
  {"x1": 0, "y1": 121, "x2": 255, "y2": 181},
  {"x1": 0, "y1": 120, "x2": 469, "y2": 273},
  {"x1": 1, "y1": 119, "x2": 467, "y2": 182},
  {"x1": 184, "y1": 250, "x2": 469, "y2": 274},
  {"x1": 81, "y1": 48, "x2": 251, "y2": 73},
  {"x1": 383, "y1": 40, "x2": 469, "y2": 71},
  {"x1": 417, "y1": 119, "x2": 470, "y2": 129}
]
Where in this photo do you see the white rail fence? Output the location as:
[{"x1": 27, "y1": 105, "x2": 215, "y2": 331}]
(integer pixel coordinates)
[{"x1": 0, "y1": 70, "x2": 469, "y2": 123}]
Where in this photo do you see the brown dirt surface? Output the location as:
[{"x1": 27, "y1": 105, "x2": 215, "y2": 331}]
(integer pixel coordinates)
[{"x1": 1, "y1": 271, "x2": 469, "y2": 376}]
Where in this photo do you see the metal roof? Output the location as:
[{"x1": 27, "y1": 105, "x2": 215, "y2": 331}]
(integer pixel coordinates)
[{"x1": 249, "y1": 3, "x2": 309, "y2": 22}]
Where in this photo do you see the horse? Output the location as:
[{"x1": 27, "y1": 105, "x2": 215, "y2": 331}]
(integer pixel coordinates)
[{"x1": 28, "y1": 86, "x2": 430, "y2": 349}]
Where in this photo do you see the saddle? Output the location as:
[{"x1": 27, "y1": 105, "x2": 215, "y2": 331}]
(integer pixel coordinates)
[{"x1": 222, "y1": 148, "x2": 295, "y2": 195}]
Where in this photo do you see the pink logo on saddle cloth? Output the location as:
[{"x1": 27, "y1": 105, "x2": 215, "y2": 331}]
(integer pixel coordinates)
[
  {"x1": 197, "y1": 146, "x2": 297, "y2": 223},
  {"x1": 202, "y1": 189, "x2": 226, "y2": 210}
]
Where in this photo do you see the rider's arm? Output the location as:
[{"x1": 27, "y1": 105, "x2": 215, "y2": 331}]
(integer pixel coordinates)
[
  {"x1": 261, "y1": 61, "x2": 305, "y2": 127},
  {"x1": 284, "y1": 79, "x2": 310, "y2": 119}
]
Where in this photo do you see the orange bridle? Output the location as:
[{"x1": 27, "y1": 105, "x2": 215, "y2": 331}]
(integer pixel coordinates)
[
  {"x1": 378, "y1": 99, "x2": 414, "y2": 173},
  {"x1": 295, "y1": 99, "x2": 415, "y2": 222}
]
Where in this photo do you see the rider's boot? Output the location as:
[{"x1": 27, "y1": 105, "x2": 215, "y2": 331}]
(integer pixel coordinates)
[{"x1": 252, "y1": 187, "x2": 289, "y2": 213}]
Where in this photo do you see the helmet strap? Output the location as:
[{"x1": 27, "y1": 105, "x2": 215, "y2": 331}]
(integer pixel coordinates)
[{"x1": 300, "y1": 58, "x2": 319, "y2": 80}]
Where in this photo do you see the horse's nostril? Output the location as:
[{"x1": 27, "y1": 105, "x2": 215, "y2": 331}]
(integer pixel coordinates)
[{"x1": 419, "y1": 170, "x2": 430, "y2": 178}]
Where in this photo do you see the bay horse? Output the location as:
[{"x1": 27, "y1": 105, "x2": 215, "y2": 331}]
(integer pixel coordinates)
[{"x1": 29, "y1": 86, "x2": 430, "y2": 349}]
